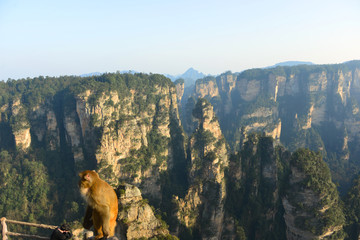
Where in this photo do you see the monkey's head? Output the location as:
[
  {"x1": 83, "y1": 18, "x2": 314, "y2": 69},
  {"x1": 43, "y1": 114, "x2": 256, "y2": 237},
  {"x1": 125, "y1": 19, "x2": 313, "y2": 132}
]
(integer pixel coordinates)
[{"x1": 78, "y1": 170, "x2": 99, "y2": 198}]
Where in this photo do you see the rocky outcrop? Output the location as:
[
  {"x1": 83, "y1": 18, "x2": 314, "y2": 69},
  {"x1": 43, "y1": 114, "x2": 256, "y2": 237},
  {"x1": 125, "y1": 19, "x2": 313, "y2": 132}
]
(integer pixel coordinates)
[
  {"x1": 45, "y1": 109, "x2": 60, "y2": 150},
  {"x1": 71, "y1": 229, "x2": 93, "y2": 240},
  {"x1": 174, "y1": 186, "x2": 202, "y2": 228},
  {"x1": 225, "y1": 134, "x2": 289, "y2": 240},
  {"x1": 283, "y1": 149, "x2": 345, "y2": 240},
  {"x1": 0, "y1": 96, "x2": 61, "y2": 151},
  {"x1": 10, "y1": 99, "x2": 31, "y2": 150},
  {"x1": 64, "y1": 108, "x2": 84, "y2": 163},
  {"x1": 237, "y1": 78, "x2": 261, "y2": 102},
  {"x1": 175, "y1": 99, "x2": 229, "y2": 240},
  {"x1": 116, "y1": 184, "x2": 171, "y2": 240},
  {"x1": 195, "y1": 77, "x2": 220, "y2": 99},
  {"x1": 174, "y1": 79, "x2": 185, "y2": 103},
  {"x1": 194, "y1": 73, "x2": 235, "y2": 115},
  {"x1": 13, "y1": 127, "x2": 31, "y2": 150},
  {"x1": 30, "y1": 103, "x2": 61, "y2": 151}
]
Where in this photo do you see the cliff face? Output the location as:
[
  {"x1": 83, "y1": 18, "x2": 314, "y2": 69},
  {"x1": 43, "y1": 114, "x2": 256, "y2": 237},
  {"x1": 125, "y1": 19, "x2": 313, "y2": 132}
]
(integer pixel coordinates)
[
  {"x1": 10, "y1": 99, "x2": 31, "y2": 150},
  {"x1": 0, "y1": 73, "x2": 187, "y2": 226},
  {"x1": 62, "y1": 77, "x2": 182, "y2": 201},
  {"x1": 185, "y1": 62, "x2": 360, "y2": 148},
  {"x1": 174, "y1": 79, "x2": 185, "y2": 103},
  {"x1": 175, "y1": 99, "x2": 229, "y2": 240},
  {"x1": 0, "y1": 98, "x2": 60, "y2": 151},
  {"x1": 225, "y1": 134, "x2": 290, "y2": 240},
  {"x1": 116, "y1": 184, "x2": 172, "y2": 240},
  {"x1": 0, "y1": 75, "x2": 180, "y2": 201},
  {"x1": 283, "y1": 149, "x2": 345, "y2": 240},
  {"x1": 181, "y1": 61, "x2": 360, "y2": 186},
  {"x1": 183, "y1": 71, "x2": 282, "y2": 148}
]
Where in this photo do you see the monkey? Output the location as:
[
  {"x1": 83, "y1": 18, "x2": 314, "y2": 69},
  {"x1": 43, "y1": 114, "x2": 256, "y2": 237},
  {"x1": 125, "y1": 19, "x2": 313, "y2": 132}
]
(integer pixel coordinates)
[{"x1": 79, "y1": 170, "x2": 118, "y2": 239}]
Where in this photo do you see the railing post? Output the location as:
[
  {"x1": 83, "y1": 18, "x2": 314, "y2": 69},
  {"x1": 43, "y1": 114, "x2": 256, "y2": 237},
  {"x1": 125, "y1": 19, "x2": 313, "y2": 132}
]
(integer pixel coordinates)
[{"x1": 1, "y1": 217, "x2": 8, "y2": 240}]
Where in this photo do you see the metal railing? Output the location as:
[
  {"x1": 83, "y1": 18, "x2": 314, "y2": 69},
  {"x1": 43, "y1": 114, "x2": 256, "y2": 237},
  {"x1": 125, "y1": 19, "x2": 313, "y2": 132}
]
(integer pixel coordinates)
[{"x1": 1, "y1": 217, "x2": 57, "y2": 240}]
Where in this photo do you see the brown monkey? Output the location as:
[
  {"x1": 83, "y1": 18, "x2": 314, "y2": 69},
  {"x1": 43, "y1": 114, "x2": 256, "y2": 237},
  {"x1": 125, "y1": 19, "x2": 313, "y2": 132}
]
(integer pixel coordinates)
[{"x1": 79, "y1": 170, "x2": 118, "y2": 239}]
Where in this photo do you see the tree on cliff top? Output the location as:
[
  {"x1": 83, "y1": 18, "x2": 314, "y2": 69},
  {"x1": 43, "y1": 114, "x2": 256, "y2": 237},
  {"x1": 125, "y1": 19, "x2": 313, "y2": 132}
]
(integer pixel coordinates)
[{"x1": 289, "y1": 149, "x2": 345, "y2": 238}]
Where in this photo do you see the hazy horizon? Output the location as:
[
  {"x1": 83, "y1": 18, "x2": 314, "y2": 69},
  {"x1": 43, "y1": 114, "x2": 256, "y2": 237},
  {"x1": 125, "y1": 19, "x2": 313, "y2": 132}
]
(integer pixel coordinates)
[{"x1": 1, "y1": 0, "x2": 359, "y2": 81}]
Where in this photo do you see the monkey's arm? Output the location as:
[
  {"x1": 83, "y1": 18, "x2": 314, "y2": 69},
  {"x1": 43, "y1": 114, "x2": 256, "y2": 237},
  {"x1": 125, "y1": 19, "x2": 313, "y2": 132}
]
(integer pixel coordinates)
[{"x1": 83, "y1": 205, "x2": 93, "y2": 229}]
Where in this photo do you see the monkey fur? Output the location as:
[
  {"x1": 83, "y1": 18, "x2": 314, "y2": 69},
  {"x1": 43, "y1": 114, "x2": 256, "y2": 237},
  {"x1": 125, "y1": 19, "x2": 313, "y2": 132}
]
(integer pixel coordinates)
[{"x1": 79, "y1": 170, "x2": 118, "y2": 239}]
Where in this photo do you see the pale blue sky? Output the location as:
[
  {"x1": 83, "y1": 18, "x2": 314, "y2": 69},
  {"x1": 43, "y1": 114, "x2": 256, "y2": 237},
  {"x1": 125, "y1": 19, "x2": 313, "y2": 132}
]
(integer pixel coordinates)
[{"x1": 0, "y1": 0, "x2": 359, "y2": 80}]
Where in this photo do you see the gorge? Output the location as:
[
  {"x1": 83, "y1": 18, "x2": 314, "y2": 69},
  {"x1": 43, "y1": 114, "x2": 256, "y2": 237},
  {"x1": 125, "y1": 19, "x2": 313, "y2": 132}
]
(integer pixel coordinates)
[{"x1": 1, "y1": 61, "x2": 360, "y2": 239}]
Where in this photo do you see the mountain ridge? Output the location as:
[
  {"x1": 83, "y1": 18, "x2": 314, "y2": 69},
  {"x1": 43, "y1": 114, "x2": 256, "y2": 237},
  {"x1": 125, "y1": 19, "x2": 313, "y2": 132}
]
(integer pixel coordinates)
[{"x1": 264, "y1": 61, "x2": 315, "y2": 69}]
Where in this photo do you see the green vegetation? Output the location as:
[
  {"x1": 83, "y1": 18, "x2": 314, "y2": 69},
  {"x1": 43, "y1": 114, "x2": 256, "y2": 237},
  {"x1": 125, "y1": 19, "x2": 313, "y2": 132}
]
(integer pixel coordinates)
[
  {"x1": 0, "y1": 72, "x2": 174, "y2": 228},
  {"x1": 115, "y1": 95, "x2": 171, "y2": 179},
  {"x1": 190, "y1": 98, "x2": 218, "y2": 173},
  {"x1": 344, "y1": 175, "x2": 360, "y2": 239},
  {"x1": 291, "y1": 149, "x2": 334, "y2": 195},
  {"x1": 223, "y1": 136, "x2": 347, "y2": 239},
  {"x1": 192, "y1": 98, "x2": 211, "y2": 120},
  {"x1": 195, "y1": 76, "x2": 216, "y2": 85},
  {"x1": 289, "y1": 149, "x2": 345, "y2": 237},
  {"x1": 174, "y1": 78, "x2": 184, "y2": 85},
  {"x1": 0, "y1": 149, "x2": 82, "y2": 234},
  {"x1": 225, "y1": 134, "x2": 288, "y2": 240}
]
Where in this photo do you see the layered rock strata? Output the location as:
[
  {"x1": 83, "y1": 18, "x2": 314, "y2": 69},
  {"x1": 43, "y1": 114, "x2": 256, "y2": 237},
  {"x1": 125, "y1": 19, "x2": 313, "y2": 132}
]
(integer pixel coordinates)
[
  {"x1": 175, "y1": 99, "x2": 229, "y2": 240},
  {"x1": 116, "y1": 184, "x2": 172, "y2": 240}
]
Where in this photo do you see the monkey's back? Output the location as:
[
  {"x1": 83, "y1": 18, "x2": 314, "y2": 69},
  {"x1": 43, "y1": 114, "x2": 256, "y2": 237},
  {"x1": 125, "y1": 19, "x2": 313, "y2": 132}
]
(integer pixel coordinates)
[{"x1": 90, "y1": 178, "x2": 118, "y2": 213}]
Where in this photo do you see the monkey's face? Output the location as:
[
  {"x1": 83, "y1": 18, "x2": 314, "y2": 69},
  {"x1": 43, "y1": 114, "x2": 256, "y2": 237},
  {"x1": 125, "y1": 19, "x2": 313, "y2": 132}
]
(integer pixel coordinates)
[
  {"x1": 78, "y1": 171, "x2": 95, "y2": 199},
  {"x1": 79, "y1": 171, "x2": 93, "y2": 188}
]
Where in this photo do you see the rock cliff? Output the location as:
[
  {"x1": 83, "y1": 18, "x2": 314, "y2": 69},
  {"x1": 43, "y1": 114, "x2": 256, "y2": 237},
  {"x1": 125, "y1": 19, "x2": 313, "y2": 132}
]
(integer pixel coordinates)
[
  {"x1": 283, "y1": 149, "x2": 345, "y2": 240},
  {"x1": 174, "y1": 98, "x2": 229, "y2": 240},
  {"x1": 60, "y1": 74, "x2": 183, "y2": 201},
  {"x1": 181, "y1": 61, "x2": 360, "y2": 186},
  {"x1": 0, "y1": 73, "x2": 187, "y2": 225},
  {"x1": 116, "y1": 183, "x2": 175, "y2": 240},
  {"x1": 10, "y1": 99, "x2": 31, "y2": 150},
  {"x1": 225, "y1": 134, "x2": 289, "y2": 240},
  {"x1": 174, "y1": 79, "x2": 185, "y2": 103}
]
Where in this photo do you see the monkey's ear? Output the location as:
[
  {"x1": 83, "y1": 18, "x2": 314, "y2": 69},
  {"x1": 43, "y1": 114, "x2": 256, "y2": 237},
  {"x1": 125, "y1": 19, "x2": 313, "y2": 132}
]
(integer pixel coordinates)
[{"x1": 79, "y1": 172, "x2": 84, "y2": 178}]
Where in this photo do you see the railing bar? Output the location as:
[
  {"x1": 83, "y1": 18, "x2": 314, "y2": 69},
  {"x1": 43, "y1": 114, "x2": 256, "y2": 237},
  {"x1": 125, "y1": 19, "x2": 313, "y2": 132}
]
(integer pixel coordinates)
[
  {"x1": 6, "y1": 232, "x2": 50, "y2": 240},
  {"x1": 4, "y1": 220, "x2": 57, "y2": 230}
]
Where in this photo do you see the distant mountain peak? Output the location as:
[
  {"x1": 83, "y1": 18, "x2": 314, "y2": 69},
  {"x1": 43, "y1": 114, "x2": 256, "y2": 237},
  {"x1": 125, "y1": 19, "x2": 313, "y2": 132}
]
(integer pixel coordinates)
[
  {"x1": 181, "y1": 67, "x2": 204, "y2": 77},
  {"x1": 184, "y1": 67, "x2": 196, "y2": 72},
  {"x1": 167, "y1": 68, "x2": 207, "y2": 86}
]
